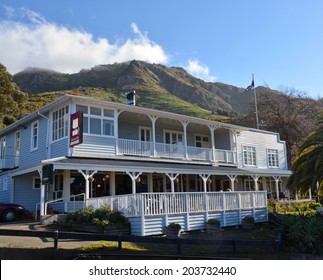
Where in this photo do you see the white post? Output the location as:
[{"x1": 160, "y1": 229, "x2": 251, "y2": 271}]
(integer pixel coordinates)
[
  {"x1": 110, "y1": 172, "x2": 116, "y2": 196},
  {"x1": 198, "y1": 173, "x2": 210, "y2": 192},
  {"x1": 148, "y1": 173, "x2": 153, "y2": 193},
  {"x1": 181, "y1": 120, "x2": 189, "y2": 159},
  {"x1": 126, "y1": 171, "x2": 142, "y2": 194},
  {"x1": 251, "y1": 175, "x2": 260, "y2": 191},
  {"x1": 208, "y1": 126, "x2": 216, "y2": 163},
  {"x1": 63, "y1": 170, "x2": 70, "y2": 200},
  {"x1": 166, "y1": 173, "x2": 179, "y2": 193},
  {"x1": 78, "y1": 170, "x2": 98, "y2": 199},
  {"x1": 40, "y1": 183, "x2": 46, "y2": 216},
  {"x1": 227, "y1": 175, "x2": 237, "y2": 191},
  {"x1": 309, "y1": 187, "x2": 312, "y2": 200},
  {"x1": 115, "y1": 110, "x2": 122, "y2": 155},
  {"x1": 273, "y1": 176, "x2": 281, "y2": 201},
  {"x1": 148, "y1": 115, "x2": 158, "y2": 157},
  {"x1": 38, "y1": 168, "x2": 45, "y2": 216}
]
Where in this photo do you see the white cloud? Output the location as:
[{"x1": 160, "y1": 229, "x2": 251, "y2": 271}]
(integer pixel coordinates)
[
  {"x1": 0, "y1": 8, "x2": 168, "y2": 74},
  {"x1": 185, "y1": 59, "x2": 217, "y2": 82}
]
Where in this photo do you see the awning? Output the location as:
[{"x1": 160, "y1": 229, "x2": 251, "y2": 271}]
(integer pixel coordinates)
[{"x1": 44, "y1": 157, "x2": 291, "y2": 177}]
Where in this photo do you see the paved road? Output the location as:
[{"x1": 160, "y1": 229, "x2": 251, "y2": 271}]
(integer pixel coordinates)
[{"x1": 0, "y1": 220, "x2": 100, "y2": 249}]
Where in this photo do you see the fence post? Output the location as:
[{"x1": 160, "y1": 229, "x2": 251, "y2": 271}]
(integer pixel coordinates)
[
  {"x1": 140, "y1": 194, "x2": 145, "y2": 236},
  {"x1": 118, "y1": 235, "x2": 122, "y2": 251},
  {"x1": 53, "y1": 230, "x2": 59, "y2": 250},
  {"x1": 176, "y1": 238, "x2": 182, "y2": 254},
  {"x1": 231, "y1": 239, "x2": 236, "y2": 254}
]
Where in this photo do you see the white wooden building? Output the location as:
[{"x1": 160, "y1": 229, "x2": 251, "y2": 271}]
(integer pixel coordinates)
[{"x1": 0, "y1": 94, "x2": 291, "y2": 235}]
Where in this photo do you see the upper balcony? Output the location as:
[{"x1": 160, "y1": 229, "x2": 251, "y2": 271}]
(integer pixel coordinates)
[
  {"x1": 117, "y1": 138, "x2": 237, "y2": 165},
  {"x1": 71, "y1": 106, "x2": 239, "y2": 166}
]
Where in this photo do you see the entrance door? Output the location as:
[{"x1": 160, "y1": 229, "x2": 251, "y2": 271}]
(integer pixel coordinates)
[
  {"x1": 139, "y1": 126, "x2": 152, "y2": 154},
  {"x1": 164, "y1": 130, "x2": 184, "y2": 157},
  {"x1": 139, "y1": 126, "x2": 151, "y2": 142},
  {"x1": 165, "y1": 131, "x2": 183, "y2": 145},
  {"x1": 195, "y1": 134, "x2": 210, "y2": 148}
]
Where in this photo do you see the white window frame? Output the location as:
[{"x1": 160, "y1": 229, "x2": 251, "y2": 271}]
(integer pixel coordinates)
[
  {"x1": 242, "y1": 145, "x2": 257, "y2": 166},
  {"x1": 76, "y1": 105, "x2": 115, "y2": 137},
  {"x1": 31, "y1": 121, "x2": 39, "y2": 151},
  {"x1": 52, "y1": 106, "x2": 69, "y2": 142},
  {"x1": 139, "y1": 126, "x2": 152, "y2": 142},
  {"x1": 163, "y1": 129, "x2": 183, "y2": 145},
  {"x1": 0, "y1": 137, "x2": 6, "y2": 167},
  {"x1": 267, "y1": 148, "x2": 279, "y2": 168},
  {"x1": 33, "y1": 176, "x2": 41, "y2": 190},
  {"x1": 53, "y1": 174, "x2": 64, "y2": 200},
  {"x1": 194, "y1": 133, "x2": 210, "y2": 148},
  {"x1": 14, "y1": 131, "x2": 20, "y2": 167}
]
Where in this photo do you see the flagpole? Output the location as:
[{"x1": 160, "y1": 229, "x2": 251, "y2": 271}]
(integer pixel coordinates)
[{"x1": 253, "y1": 74, "x2": 260, "y2": 129}]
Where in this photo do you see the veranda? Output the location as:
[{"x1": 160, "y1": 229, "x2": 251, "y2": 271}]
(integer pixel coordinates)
[{"x1": 83, "y1": 191, "x2": 268, "y2": 236}]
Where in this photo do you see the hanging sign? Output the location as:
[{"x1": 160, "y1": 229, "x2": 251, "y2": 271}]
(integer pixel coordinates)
[{"x1": 70, "y1": 111, "x2": 83, "y2": 146}]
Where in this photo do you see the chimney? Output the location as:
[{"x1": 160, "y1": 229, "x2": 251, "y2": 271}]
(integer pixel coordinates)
[{"x1": 125, "y1": 90, "x2": 136, "y2": 105}]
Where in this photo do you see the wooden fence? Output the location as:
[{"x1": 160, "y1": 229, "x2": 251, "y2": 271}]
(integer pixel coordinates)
[{"x1": 0, "y1": 228, "x2": 281, "y2": 257}]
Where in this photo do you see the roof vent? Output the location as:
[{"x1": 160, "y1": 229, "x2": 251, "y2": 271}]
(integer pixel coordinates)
[{"x1": 125, "y1": 90, "x2": 136, "y2": 105}]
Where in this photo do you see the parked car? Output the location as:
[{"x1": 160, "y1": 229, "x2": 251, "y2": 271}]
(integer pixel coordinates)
[{"x1": 0, "y1": 203, "x2": 26, "y2": 222}]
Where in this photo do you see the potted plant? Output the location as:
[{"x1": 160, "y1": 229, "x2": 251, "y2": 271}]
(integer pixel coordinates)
[
  {"x1": 241, "y1": 215, "x2": 255, "y2": 230},
  {"x1": 206, "y1": 218, "x2": 221, "y2": 234},
  {"x1": 166, "y1": 222, "x2": 181, "y2": 238}
]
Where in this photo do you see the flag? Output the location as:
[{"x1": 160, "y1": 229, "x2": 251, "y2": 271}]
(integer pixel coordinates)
[{"x1": 245, "y1": 75, "x2": 254, "y2": 92}]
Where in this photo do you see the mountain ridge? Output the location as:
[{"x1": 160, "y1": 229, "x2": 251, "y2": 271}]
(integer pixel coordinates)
[{"x1": 13, "y1": 60, "x2": 278, "y2": 117}]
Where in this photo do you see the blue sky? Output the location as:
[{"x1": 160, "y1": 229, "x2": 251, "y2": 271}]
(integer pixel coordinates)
[{"x1": 0, "y1": 0, "x2": 322, "y2": 98}]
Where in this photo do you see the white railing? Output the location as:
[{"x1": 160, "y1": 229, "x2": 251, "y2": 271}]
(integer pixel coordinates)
[
  {"x1": 44, "y1": 193, "x2": 86, "y2": 215},
  {"x1": 87, "y1": 191, "x2": 267, "y2": 217},
  {"x1": 214, "y1": 149, "x2": 238, "y2": 164},
  {"x1": 118, "y1": 139, "x2": 153, "y2": 157},
  {"x1": 118, "y1": 138, "x2": 237, "y2": 165},
  {"x1": 187, "y1": 146, "x2": 213, "y2": 161},
  {"x1": 155, "y1": 142, "x2": 185, "y2": 159},
  {"x1": 35, "y1": 193, "x2": 86, "y2": 221}
]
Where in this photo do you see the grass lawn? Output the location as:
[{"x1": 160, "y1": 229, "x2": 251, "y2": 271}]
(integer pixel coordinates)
[{"x1": 79, "y1": 223, "x2": 282, "y2": 258}]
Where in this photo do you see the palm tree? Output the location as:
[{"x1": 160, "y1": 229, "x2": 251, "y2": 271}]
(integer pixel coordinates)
[{"x1": 287, "y1": 112, "x2": 323, "y2": 196}]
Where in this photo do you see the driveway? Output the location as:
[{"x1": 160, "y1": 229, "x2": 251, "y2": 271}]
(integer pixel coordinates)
[{"x1": 0, "y1": 219, "x2": 99, "y2": 249}]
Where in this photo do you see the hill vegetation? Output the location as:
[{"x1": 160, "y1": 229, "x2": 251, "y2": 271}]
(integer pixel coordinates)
[{"x1": 13, "y1": 60, "x2": 256, "y2": 118}]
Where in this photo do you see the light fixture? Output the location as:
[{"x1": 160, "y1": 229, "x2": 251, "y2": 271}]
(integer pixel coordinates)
[
  {"x1": 97, "y1": 184, "x2": 101, "y2": 188},
  {"x1": 105, "y1": 174, "x2": 110, "y2": 179},
  {"x1": 88, "y1": 176, "x2": 94, "y2": 183}
]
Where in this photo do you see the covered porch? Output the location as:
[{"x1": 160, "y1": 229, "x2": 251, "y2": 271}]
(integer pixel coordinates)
[{"x1": 37, "y1": 157, "x2": 291, "y2": 235}]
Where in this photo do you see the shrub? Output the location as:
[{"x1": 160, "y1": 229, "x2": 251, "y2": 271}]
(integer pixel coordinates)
[
  {"x1": 66, "y1": 205, "x2": 126, "y2": 227},
  {"x1": 166, "y1": 223, "x2": 181, "y2": 230},
  {"x1": 207, "y1": 218, "x2": 221, "y2": 225},
  {"x1": 280, "y1": 215, "x2": 323, "y2": 255},
  {"x1": 268, "y1": 200, "x2": 321, "y2": 216},
  {"x1": 242, "y1": 215, "x2": 255, "y2": 222}
]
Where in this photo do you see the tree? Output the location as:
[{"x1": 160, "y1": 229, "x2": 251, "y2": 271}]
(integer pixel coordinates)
[
  {"x1": 0, "y1": 63, "x2": 28, "y2": 129},
  {"x1": 287, "y1": 112, "x2": 323, "y2": 196},
  {"x1": 234, "y1": 86, "x2": 322, "y2": 166}
]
